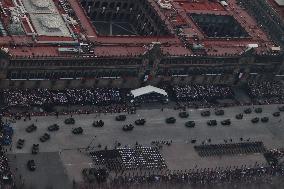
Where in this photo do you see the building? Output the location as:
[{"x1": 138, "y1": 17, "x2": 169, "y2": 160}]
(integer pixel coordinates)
[{"x1": 0, "y1": 0, "x2": 283, "y2": 89}]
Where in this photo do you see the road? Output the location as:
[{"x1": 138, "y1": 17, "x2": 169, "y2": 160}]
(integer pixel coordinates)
[{"x1": 4, "y1": 104, "x2": 284, "y2": 189}]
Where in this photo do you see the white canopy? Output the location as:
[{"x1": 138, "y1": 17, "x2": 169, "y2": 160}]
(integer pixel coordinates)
[
  {"x1": 247, "y1": 44, "x2": 259, "y2": 48},
  {"x1": 131, "y1": 85, "x2": 167, "y2": 98},
  {"x1": 220, "y1": 1, "x2": 228, "y2": 6},
  {"x1": 271, "y1": 46, "x2": 281, "y2": 51}
]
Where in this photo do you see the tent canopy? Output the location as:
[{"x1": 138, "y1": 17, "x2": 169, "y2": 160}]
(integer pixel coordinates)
[
  {"x1": 131, "y1": 85, "x2": 167, "y2": 98},
  {"x1": 220, "y1": 1, "x2": 228, "y2": 6}
]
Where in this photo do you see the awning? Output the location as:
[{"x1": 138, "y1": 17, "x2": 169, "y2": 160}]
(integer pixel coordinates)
[
  {"x1": 220, "y1": 1, "x2": 228, "y2": 6},
  {"x1": 271, "y1": 46, "x2": 281, "y2": 51},
  {"x1": 131, "y1": 85, "x2": 168, "y2": 98}
]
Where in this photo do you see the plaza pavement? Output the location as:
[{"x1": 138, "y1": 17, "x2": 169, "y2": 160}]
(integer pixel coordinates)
[{"x1": 4, "y1": 104, "x2": 284, "y2": 188}]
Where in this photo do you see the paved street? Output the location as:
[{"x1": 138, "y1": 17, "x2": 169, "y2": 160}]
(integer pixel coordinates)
[
  {"x1": 7, "y1": 153, "x2": 71, "y2": 189},
  {"x1": 4, "y1": 104, "x2": 284, "y2": 188}
]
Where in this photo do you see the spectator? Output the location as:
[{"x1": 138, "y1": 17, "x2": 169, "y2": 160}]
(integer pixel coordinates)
[{"x1": 247, "y1": 80, "x2": 284, "y2": 105}]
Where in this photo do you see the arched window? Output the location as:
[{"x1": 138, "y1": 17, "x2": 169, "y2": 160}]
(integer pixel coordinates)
[
  {"x1": 109, "y1": 2, "x2": 115, "y2": 9},
  {"x1": 123, "y1": 3, "x2": 128, "y2": 9},
  {"x1": 129, "y1": 3, "x2": 134, "y2": 9},
  {"x1": 92, "y1": 11, "x2": 97, "y2": 19},
  {"x1": 102, "y1": 2, "x2": 108, "y2": 8},
  {"x1": 87, "y1": 1, "x2": 93, "y2": 7},
  {"x1": 94, "y1": 1, "x2": 100, "y2": 8},
  {"x1": 116, "y1": 2, "x2": 121, "y2": 8}
]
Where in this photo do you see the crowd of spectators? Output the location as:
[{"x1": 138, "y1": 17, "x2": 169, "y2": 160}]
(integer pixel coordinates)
[
  {"x1": 247, "y1": 80, "x2": 284, "y2": 104},
  {"x1": 1, "y1": 80, "x2": 283, "y2": 116},
  {"x1": 2, "y1": 88, "x2": 128, "y2": 107},
  {"x1": 0, "y1": 150, "x2": 13, "y2": 187},
  {"x1": 172, "y1": 84, "x2": 234, "y2": 102},
  {"x1": 0, "y1": 119, "x2": 13, "y2": 187},
  {"x1": 110, "y1": 165, "x2": 284, "y2": 186},
  {"x1": 2, "y1": 85, "x2": 235, "y2": 109},
  {"x1": 264, "y1": 149, "x2": 284, "y2": 166}
]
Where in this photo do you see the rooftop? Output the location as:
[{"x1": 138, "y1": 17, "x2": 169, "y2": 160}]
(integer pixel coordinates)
[
  {"x1": 30, "y1": 14, "x2": 71, "y2": 37},
  {"x1": 22, "y1": 0, "x2": 58, "y2": 13},
  {"x1": 0, "y1": 0, "x2": 281, "y2": 58},
  {"x1": 275, "y1": 0, "x2": 284, "y2": 6},
  {"x1": 269, "y1": 0, "x2": 284, "y2": 18}
]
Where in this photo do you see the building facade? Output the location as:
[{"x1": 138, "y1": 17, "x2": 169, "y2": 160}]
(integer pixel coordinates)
[{"x1": 1, "y1": 46, "x2": 283, "y2": 89}]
